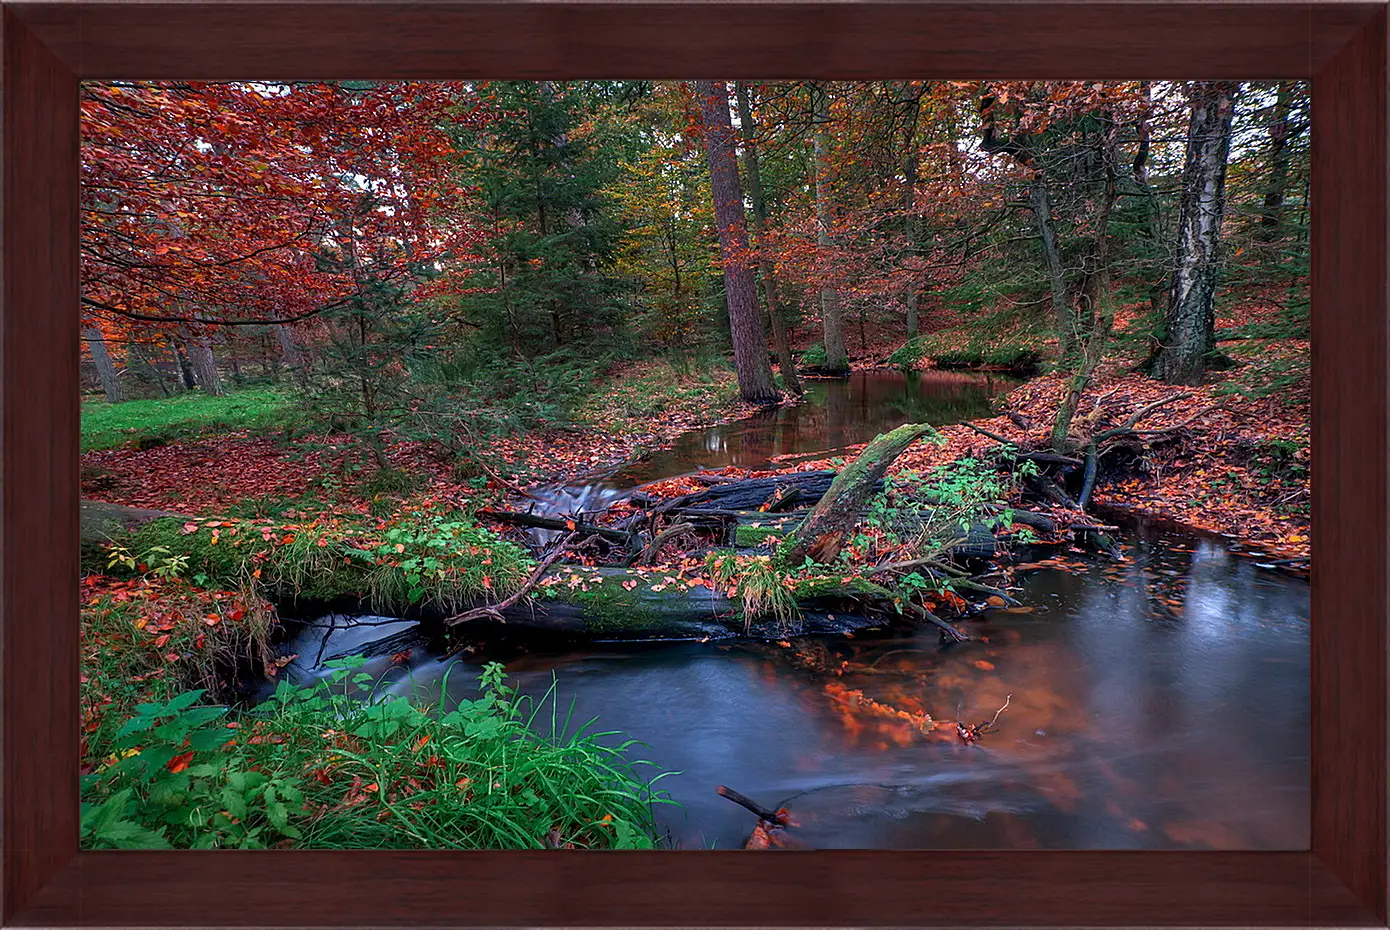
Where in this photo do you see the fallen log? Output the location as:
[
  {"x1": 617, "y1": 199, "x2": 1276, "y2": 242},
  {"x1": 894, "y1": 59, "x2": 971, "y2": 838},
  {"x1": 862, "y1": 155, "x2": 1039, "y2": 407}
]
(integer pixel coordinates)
[
  {"x1": 657, "y1": 471, "x2": 841, "y2": 514},
  {"x1": 478, "y1": 509, "x2": 633, "y2": 545},
  {"x1": 81, "y1": 499, "x2": 191, "y2": 561}
]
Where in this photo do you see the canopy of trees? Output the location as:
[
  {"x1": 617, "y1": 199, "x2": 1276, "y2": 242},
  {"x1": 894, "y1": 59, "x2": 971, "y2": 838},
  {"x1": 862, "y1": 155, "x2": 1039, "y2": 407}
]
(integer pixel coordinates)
[{"x1": 82, "y1": 80, "x2": 1309, "y2": 438}]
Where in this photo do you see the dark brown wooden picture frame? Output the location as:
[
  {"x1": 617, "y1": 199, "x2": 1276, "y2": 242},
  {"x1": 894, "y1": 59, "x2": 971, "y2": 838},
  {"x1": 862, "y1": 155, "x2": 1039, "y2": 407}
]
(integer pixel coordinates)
[{"x1": 2, "y1": 2, "x2": 1386, "y2": 926}]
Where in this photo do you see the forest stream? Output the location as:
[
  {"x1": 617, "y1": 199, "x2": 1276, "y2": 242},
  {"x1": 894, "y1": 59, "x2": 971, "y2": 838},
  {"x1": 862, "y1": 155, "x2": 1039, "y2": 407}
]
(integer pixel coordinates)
[{"x1": 273, "y1": 370, "x2": 1310, "y2": 850}]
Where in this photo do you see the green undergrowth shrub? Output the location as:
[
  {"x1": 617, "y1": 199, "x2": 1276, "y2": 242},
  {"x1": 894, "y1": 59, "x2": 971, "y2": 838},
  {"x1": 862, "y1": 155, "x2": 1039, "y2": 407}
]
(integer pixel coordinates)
[
  {"x1": 81, "y1": 660, "x2": 676, "y2": 850},
  {"x1": 119, "y1": 510, "x2": 534, "y2": 613}
]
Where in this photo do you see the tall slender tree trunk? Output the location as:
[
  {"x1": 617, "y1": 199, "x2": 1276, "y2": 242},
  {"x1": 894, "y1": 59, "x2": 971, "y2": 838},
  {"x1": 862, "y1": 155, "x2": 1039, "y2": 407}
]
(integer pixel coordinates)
[
  {"x1": 1030, "y1": 171, "x2": 1073, "y2": 359},
  {"x1": 1260, "y1": 80, "x2": 1296, "y2": 236},
  {"x1": 1155, "y1": 81, "x2": 1239, "y2": 386},
  {"x1": 131, "y1": 342, "x2": 172, "y2": 397},
  {"x1": 694, "y1": 80, "x2": 781, "y2": 405},
  {"x1": 811, "y1": 82, "x2": 850, "y2": 374},
  {"x1": 900, "y1": 83, "x2": 924, "y2": 340},
  {"x1": 185, "y1": 321, "x2": 226, "y2": 396},
  {"x1": 734, "y1": 81, "x2": 803, "y2": 396},
  {"x1": 1051, "y1": 137, "x2": 1120, "y2": 453},
  {"x1": 84, "y1": 327, "x2": 125, "y2": 403},
  {"x1": 275, "y1": 323, "x2": 309, "y2": 386}
]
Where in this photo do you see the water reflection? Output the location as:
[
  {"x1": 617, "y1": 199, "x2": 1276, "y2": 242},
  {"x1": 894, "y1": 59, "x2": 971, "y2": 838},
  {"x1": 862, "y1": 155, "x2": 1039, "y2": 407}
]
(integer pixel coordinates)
[
  {"x1": 287, "y1": 528, "x2": 1307, "y2": 850},
  {"x1": 615, "y1": 370, "x2": 1012, "y2": 485}
]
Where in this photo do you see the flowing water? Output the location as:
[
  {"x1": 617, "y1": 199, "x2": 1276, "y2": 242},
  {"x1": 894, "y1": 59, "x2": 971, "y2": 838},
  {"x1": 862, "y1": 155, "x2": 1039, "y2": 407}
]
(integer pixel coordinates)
[{"x1": 278, "y1": 370, "x2": 1310, "y2": 850}]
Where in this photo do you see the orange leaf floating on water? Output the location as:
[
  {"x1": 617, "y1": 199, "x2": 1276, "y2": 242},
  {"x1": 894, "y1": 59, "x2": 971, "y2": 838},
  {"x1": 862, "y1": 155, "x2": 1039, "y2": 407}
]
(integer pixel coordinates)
[
  {"x1": 986, "y1": 595, "x2": 1007, "y2": 607},
  {"x1": 973, "y1": 660, "x2": 995, "y2": 670}
]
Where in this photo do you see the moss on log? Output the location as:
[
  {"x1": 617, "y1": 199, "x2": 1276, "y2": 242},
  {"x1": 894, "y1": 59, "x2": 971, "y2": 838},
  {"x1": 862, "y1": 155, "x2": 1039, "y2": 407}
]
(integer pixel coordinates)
[{"x1": 784, "y1": 423, "x2": 938, "y2": 565}]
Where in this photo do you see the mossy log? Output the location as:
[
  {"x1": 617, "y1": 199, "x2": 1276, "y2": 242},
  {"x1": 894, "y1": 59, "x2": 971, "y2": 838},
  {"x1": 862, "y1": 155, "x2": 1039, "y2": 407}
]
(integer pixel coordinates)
[
  {"x1": 784, "y1": 423, "x2": 937, "y2": 565},
  {"x1": 81, "y1": 499, "x2": 191, "y2": 563}
]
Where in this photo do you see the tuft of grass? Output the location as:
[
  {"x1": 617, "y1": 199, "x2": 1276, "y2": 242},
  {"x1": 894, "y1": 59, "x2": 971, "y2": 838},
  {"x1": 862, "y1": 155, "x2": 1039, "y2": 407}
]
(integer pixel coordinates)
[
  {"x1": 80, "y1": 659, "x2": 677, "y2": 850},
  {"x1": 705, "y1": 550, "x2": 799, "y2": 630},
  {"x1": 82, "y1": 388, "x2": 296, "y2": 452}
]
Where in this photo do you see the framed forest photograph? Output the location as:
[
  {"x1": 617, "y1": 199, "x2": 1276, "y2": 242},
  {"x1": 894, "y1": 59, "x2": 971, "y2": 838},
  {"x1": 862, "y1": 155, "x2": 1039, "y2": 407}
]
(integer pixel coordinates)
[{"x1": 2, "y1": 2, "x2": 1386, "y2": 928}]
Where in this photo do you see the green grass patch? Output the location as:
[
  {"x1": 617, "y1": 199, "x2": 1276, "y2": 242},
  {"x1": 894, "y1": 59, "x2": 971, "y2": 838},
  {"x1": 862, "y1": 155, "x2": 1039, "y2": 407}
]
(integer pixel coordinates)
[
  {"x1": 116, "y1": 510, "x2": 534, "y2": 615},
  {"x1": 82, "y1": 388, "x2": 295, "y2": 452},
  {"x1": 81, "y1": 659, "x2": 677, "y2": 850}
]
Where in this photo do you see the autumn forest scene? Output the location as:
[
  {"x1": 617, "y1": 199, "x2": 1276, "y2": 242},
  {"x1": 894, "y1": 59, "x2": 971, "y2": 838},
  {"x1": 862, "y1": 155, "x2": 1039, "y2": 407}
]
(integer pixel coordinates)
[{"x1": 80, "y1": 79, "x2": 1311, "y2": 851}]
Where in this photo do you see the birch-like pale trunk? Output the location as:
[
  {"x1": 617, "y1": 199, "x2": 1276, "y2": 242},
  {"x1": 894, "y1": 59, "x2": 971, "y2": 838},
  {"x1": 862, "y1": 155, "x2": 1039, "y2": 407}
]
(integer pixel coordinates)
[{"x1": 1156, "y1": 81, "x2": 1239, "y2": 386}]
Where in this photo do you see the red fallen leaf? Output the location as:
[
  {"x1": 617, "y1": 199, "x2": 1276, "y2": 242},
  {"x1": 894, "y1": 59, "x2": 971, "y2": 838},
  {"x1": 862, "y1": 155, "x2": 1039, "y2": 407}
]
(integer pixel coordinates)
[
  {"x1": 181, "y1": 522, "x2": 199, "y2": 535},
  {"x1": 203, "y1": 614, "x2": 222, "y2": 626},
  {"x1": 311, "y1": 769, "x2": 332, "y2": 785},
  {"x1": 153, "y1": 634, "x2": 171, "y2": 647},
  {"x1": 411, "y1": 734, "x2": 431, "y2": 752},
  {"x1": 194, "y1": 634, "x2": 206, "y2": 649},
  {"x1": 167, "y1": 751, "x2": 195, "y2": 774},
  {"x1": 390, "y1": 649, "x2": 412, "y2": 664}
]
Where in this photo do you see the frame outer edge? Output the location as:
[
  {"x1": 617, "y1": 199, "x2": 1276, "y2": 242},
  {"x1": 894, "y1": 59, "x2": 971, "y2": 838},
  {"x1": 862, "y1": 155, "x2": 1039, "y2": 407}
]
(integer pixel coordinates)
[
  {"x1": 1310, "y1": 3, "x2": 1390, "y2": 925},
  {"x1": 0, "y1": 5, "x2": 82, "y2": 923}
]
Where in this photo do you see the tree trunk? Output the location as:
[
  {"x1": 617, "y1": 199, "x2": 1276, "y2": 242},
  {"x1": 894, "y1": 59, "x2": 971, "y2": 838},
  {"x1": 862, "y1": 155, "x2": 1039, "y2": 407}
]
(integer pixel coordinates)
[
  {"x1": 131, "y1": 342, "x2": 172, "y2": 397},
  {"x1": 811, "y1": 83, "x2": 850, "y2": 374},
  {"x1": 274, "y1": 323, "x2": 309, "y2": 386},
  {"x1": 1260, "y1": 80, "x2": 1296, "y2": 236},
  {"x1": 1030, "y1": 171, "x2": 1073, "y2": 359},
  {"x1": 694, "y1": 80, "x2": 781, "y2": 405},
  {"x1": 1050, "y1": 149, "x2": 1120, "y2": 452},
  {"x1": 83, "y1": 327, "x2": 125, "y2": 403},
  {"x1": 172, "y1": 340, "x2": 197, "y2": 390},
  {"x1": 900, "y1": 83, "x2": 924, "y2": 340},
  {"x1": 185, "y1": 323, "x2": 227, "y2": 396},
  {"x1": 734, "y1": 82, "x2": 804, "y2": 396},
  {"x1": 1155, "y1": 81, "x2": 1239, "y2": 386},
  {"x1": 784, "y1": 423, "x2": 936, "y2": 565}
]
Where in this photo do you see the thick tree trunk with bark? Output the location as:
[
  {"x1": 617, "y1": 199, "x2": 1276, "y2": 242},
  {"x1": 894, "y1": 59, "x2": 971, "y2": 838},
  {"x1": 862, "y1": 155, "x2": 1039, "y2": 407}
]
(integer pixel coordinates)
[
  {"x1": 185, "y1": 322, "x2": 227, "y2": 396},
  {"x1": 1155, "y1": 81, "x2": 1238, "y2": 386},
  {"x1": 84, "y1": 327, "x2": 125, "y2": 403},
  {"x1": 811, "y1": 83, "x2": 850, "y2": 374},
  {"x1": 694, "y1": 80, "x2": 781, "y2": 405},
  {"x1": 735, "y1": 82, "x2": 804, "y2": 396},
  {"x1": 784, "y1": 423, "x2": 935, "y2": 565}
]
